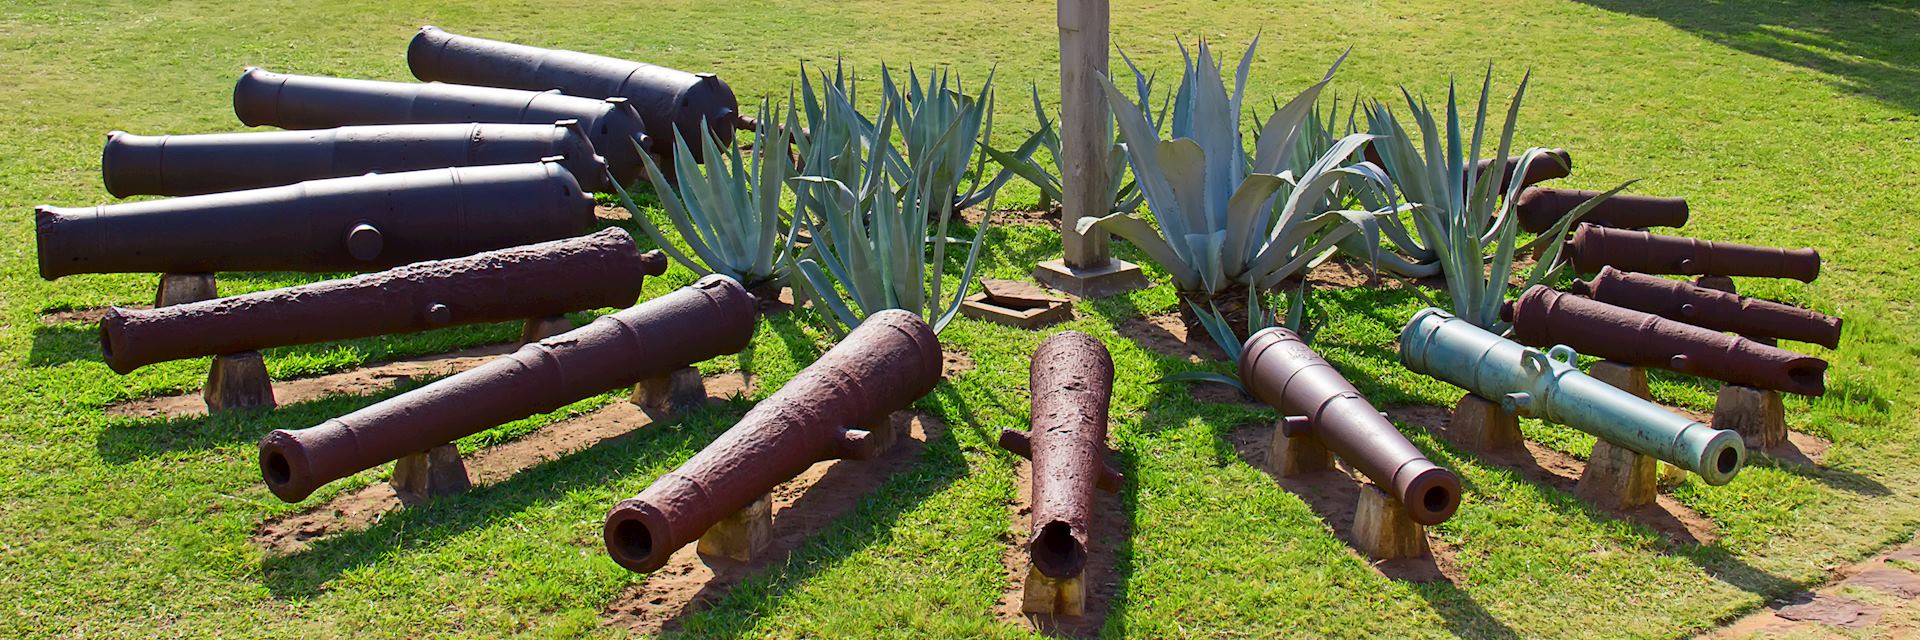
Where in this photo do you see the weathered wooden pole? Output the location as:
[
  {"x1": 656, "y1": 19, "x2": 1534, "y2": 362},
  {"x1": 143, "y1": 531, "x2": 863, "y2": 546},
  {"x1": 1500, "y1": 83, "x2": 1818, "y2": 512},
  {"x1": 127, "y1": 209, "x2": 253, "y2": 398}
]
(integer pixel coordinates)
[{"x1": 1033, "y1": 0, "x2": 1149, "y2": 298}]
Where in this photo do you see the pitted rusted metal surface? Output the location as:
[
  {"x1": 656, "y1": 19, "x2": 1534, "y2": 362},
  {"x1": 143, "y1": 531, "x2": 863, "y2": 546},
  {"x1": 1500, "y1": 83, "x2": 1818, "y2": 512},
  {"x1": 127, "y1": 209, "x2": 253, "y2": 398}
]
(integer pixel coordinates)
[
  {"x1": 996, "y1": 331, "x2": 1121, "y2": 579},
  {"x1": 1571, "y1": 266, "x2": 1843, "y2": 349},
  {"x1": 409, "y1": 26, "x2": 741, "y2": 159},
  {"x1": 1516, "y1": 187, "x2": 1689, "y2": 234},
  {"x1": 36, "y1": 161, "x2": 592, "y2": 280},
  {"x1": 102, "y1": 122, "x2": 609, "y2": 196},
  {"x1": 1239, "y1": 327, "x2": 1460, "y2": 525},
  {"x1": 99, "y1": 228, "x2": 664, "y2": 374},
  {"x1": 232, "y1": 67, "x2": 649, "y2": 186},
  {"x1": 1505, "y1": 285, "x2": 1828, "y2": 396},
  {"x1": 257, "y1": 275, "x2": 757, "y2": 503},
  {"x1": 1478, "y1": 148, "x2": 1571, "y2": 193},
  {"x1": 1567, "y1": 223, "x2": 1822, "y2": 282},
  {"x1": 603, "y1": 309, "x2": 943, "y2": 573}
]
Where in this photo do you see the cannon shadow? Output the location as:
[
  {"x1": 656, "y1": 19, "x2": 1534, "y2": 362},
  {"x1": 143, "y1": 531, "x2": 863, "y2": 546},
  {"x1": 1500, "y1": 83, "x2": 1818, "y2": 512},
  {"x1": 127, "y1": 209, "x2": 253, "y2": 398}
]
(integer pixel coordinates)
[{"x1": 95, "y1": 380, "x2": 425, "y2": 465}]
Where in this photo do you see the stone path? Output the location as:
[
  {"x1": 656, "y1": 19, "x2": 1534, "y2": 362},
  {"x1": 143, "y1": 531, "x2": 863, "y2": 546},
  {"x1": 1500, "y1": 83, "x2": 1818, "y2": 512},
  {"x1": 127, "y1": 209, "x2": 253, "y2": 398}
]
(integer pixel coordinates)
[{"x1": 1705, "y1": 534, "x2": 1920, "y2": 639}]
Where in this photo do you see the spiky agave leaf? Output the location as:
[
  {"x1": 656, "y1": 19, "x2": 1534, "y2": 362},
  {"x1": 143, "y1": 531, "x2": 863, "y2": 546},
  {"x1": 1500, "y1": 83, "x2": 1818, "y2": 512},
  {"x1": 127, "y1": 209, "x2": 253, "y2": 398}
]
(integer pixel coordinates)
[{"x1": 618, "y1": 99, "x2": 793, "y2": 288}]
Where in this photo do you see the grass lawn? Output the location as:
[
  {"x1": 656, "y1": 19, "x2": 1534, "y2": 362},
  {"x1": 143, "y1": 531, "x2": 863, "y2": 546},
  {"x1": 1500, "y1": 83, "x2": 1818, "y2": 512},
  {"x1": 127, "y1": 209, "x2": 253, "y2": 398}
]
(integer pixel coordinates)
[{"x1": 4, "y1": 0, "x2": 1919, "y2": 637}]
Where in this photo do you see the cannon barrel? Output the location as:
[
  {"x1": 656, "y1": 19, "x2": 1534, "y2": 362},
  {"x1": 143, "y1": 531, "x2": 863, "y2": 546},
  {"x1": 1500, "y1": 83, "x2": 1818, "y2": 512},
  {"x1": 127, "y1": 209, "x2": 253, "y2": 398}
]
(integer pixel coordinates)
[
  {"x1": 258, "y1": 275, "x2": 758, "y2": 503},
  {"x1": 233, "y1": 67, "x2": 648, "y2": 186},
  {"x1": 995, "y1": 332, "x2": 1121, "y2": 579},
  {"x1": 102, "y1": 122, "x2": 609, "y2": 196},
  {"x1": 99, "y1": 228, "x2": 665, "y2": 374},
  {"x1": 603, "y1": 310, "x2": 942, "y2": 573},
  {"x1": 1516, "y1": 187, "x2": 1689, "y2": 234},
  {"x1": 1571, "y1": 266, "x2": 1842, "y2": 349},
  {"x1": 409, "y1": 26, "x2": 741, "y2": 158},
  {"x1": 1364, "y1": 147, "x2": 1570, "y2": 194},
  {"x1": 35, "y1": 161, "x2": 593, "y2": 280},
  {"x1": 1240, "y1": 328, "x2": 1460, "y2": 525},
  {"x1": 1503, "y1": 286, "x2": 1827, "y2": 396},
  {"x1": 1567, "y1": 223, "x2": 1821, "y2": 282},
  {"x1": 1401, "y1": 307, "x2": 1746, "y2": 485}
]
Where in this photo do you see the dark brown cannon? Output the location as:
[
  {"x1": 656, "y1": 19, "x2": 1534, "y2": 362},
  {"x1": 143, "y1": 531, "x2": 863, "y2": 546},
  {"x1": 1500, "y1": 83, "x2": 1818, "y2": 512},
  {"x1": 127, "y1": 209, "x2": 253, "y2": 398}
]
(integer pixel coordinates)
[
  {"x1": 409, "y1": 26, "x2": 741, "y2": 158},
  {"x1": 603, "y1": 309, "x2": 942, "y2": 573},
  {"x1": 1504, "y1": 285, "x2": 1827, "y2": 396},
  {"x1": 1363, "y1": 147, "x2": 1570, "y2": 194},
  {"x1": 258, "y1": 275, "x2": 758, "y2": 503},
  {"x1": 99, "y1": 228, "x2": 665, "y2": 374},
  {"x1": 1566, "y1": 223, "x2": 1821, "y2": 282},
  {"x1": 1239, "y1": 327, "x2": 1460, "y2": 525},
  {"x1": 36, "y1": 161, "x2": 593, "y2": 280},
  {"x1": 995, "y1": 331, "x2": 1123, "y2": 580},
  {"x1": 233, "y1": 67, "x2": 649, "y2": 186},
  {"x1": 1516, "y1": 187, "x2": 1689, "y2": 234},
  {"x1": 102, "y1": 122, "x2": 610, "y2": 196},
  {"x1": 1570, "y1": 266, "x2": 1843, "y2": 349}
]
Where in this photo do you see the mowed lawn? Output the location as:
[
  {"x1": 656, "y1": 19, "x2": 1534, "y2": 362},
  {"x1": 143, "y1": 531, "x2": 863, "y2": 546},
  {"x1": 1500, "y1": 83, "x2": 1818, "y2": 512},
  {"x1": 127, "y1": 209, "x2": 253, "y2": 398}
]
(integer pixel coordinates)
[{"x1": 4, "y1": 1, "x2": 1919, "y2": 638}]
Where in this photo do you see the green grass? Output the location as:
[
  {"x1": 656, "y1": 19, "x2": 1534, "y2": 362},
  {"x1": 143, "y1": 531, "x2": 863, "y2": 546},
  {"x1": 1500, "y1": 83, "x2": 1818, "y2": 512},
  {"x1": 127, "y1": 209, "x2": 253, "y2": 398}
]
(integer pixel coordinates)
[{"x1": 3, "y1": 0, "x2": 1918, "y2": 637}]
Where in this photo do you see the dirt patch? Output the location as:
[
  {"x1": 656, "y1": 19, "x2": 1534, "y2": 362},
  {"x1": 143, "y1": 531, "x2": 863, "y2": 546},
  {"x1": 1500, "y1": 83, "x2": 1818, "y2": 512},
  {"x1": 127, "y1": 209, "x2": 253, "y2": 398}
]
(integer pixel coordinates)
[
  {"x1": 943, "y1": 348, "x2": 977, "y2": 378},
  {"x1": 1706, "y1": 534, "x2": 1920, "y2": 638},
  {"x1": 1117, "y1": 312, "x2": 1227, "y2": 363},
  {"x1": 41, "y1": 305, "x2": 149, "y2": 326},
  {"x1": 994, "y1": 459, "x2": 1129, "y2": 637},
  {"x1": 596, "y1": 205, "x2": 632, "y2": 221},
  {"x1": 963, "y1": 206, "x2": 1057, "y2": 228},
  {"x1": 109, "y1": 344, "x2": 517, "y2": 420},
  {"x1": 601, "y1": 412, "x2": 945, "y2": 635},
  {"x1": 1306, "y1": 260, "x2": 1383, "y2": 290}
]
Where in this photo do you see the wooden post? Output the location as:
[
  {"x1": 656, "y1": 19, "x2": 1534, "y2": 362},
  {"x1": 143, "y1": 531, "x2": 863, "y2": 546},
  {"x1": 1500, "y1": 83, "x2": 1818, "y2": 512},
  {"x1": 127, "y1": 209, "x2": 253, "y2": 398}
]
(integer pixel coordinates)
[
  {"x1": 204, "y1": 351, "x2": 276, "y2": 411},
  {"x1": 697, "y1": 493, "x2": 772, "y2": 564},
  {"x1": 154, "y1": 273, "x2": 217, "y2": 307},
  {"x1": 1576, "y1": 439, "x2": 1658, "y2": 509},
  {"x1": 629, "y1": 366, "x2": 707, "y2": 416},
  {"x1": 1715, "y1": 383, "x2": 1787, "y2": 449},
  {"x1": 1269, "y1": 420, "x2": 1333, "y2": 476},
  {"x1": 1694, "y1": 275, "x2": 1736, "y2": 294},
  {"x1": 1021, "y1": 565, "x2": 1087, "y2": 616},
  {"x1": 1352, "y1": 484, "x2": 1429, "y2": 560},
  {"x1": 391, "y1": 443, "x2": 472, "y2": 503},
  {"x1": 520, "y1": 315, "x2": 574, "y2": 344},
  {"x1": 1034, "y1": 0, "x2": 1148, "y2": 298},
  {"x1": 1590, "y1": 361, "x2": 1688, "y2": 485},
  {"x1": 1449, "y1": 393, "x2": 1523, "y2": 452}
]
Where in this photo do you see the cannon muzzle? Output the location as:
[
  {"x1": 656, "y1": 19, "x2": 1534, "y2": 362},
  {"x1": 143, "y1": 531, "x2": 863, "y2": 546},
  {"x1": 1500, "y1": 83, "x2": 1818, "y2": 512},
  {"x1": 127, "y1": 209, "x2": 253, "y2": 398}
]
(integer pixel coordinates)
[
  {"x1": 103, "y1": 122, "x2": 609, "y2": 196},
  {"x1": 99, "y1": 228, "x2": 665, "y2": 374},
  {"x1": 1504, "y1": 286, "x2": 1828, "y2": 396},
  {"x1": 603, "y1": 310, "x2": 942, "y2": 573},
  {"x1": 1401, "y1": 307, "x2": 1746, "y2": 485},
  {"x1": 996, "y1": 331, "x2": 1122, "y2": 579},
  {"x1": 1241, "y1": 328, "x2": 1460, "y2": 525},
  {"x1": 36, "y1": 161, "x2": 593, "y2": 280},
  {"x1": 1571, "y1": 266, "x2": 1842, "y2": 349},
  {"x1": 1567, "y1": 223, "x2": 1821, "y2": 282},
  {"x1": 1516, "y1": 187, "x2": 1688, "y2": 234},
  {"x1": 258, "y1": 275, "x2": 757, "y2": 503},
  {"x1": 408, "y1": 26, "x2": 741, "y2": 159},
  {"x1": 233, "y1": 67, "x2": 649, "y2": 186}
]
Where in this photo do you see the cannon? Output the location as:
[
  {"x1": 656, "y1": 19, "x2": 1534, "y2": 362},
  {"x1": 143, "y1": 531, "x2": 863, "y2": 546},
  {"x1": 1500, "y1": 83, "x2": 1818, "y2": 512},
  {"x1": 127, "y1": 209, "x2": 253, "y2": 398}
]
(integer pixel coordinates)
[
  {"x1": 1401, "y1": 307, "x2": 1746, "y2": 484},
  {"x1": 258, "y1": 275, "x2": 757, "y2": 503},
  {"x1": 1240, "y1": 327, "x2": 1460, "y2": 525},
  {"x1": 603, "y1": 309, "x2": 942, "y2": 573},
  {"x1": 99, "y1": 228, "x2": 665, "y2": 374},
  {"x1": 1503, "y1": 285, "x2": 1827, "y2": 396},
  {"x1": 996, "y1": 332, "x2": 1123, "y2": 582},
  {"x1": 1566, "y1": 223, "x2": 1821, "y2": 282},
  {"x1": 409, "y1": 26, "x2": 742, "y2": 158},
  {"x1": 1516, "y1": 187, "x2": 1688, "y2": 234},
  {"x1": 1570, "y1": 266, "x2": 1842, "y2": 349},
  {"x1": 36, "y1": 161, "x2": 593, "y2": 280},
  {"x1": 1479, "y1": 148, "x2": 1571, "y2": 193},
  {"x1": 233, "y1": 67, "x2": 649, "y2": 186},
  {"x1": 102, "y1": 122, "x2": 610, "y2": 196}
]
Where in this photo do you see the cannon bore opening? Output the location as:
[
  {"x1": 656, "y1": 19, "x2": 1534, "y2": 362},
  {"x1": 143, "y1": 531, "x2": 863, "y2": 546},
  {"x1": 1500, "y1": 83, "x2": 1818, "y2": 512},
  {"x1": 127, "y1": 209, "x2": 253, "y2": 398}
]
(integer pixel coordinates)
[
  {"x1": 1787, "y1": 361, "x2": 1827, "y2": 396},
  {"x1": 607, "y1": 517, "x2": 655, "y2": 571},
  {"x1": 1030, "y1": 520, "x2": 1087, "y2": 579},
  {"x1": 262, "y1": 450, "x2": 292, "y2": 486},
  {"x1": 1717, "y1": 447, "x2": 1740, "y2": 476},
  {"x1": 1422, "y1": 485, "x2": 1452, "y2": 515}
]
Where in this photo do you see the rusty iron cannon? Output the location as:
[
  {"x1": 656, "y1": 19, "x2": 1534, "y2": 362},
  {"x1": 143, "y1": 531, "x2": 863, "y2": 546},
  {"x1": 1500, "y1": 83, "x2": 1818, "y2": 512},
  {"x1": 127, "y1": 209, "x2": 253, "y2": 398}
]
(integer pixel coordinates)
[
  {"x1": 1571, "y1": 266, "x2": 1843, "y2": 349},
  {"x1": 36, "y1": 161, "x2": 593, "y2": 280},
  {"x1": 1364, "y1": 147, "x2": 1571, "y2": 194},
  {"x1": 1240, "y1": 327, "x2": 1460, "y2": 525},
  {"x1": 99, "y1": 228, "x2": 664, "y2": 374},
  {"x1": 408, "y1": 26, "x2": 742, "y2": 158},
  {"x1": 232, "y1": 67, "x2": 649, "y2": 186},
  {"x1": 258, "y1": 275, "x2": 758, "y2": 503},
  {"x1": 603, "y1": 309, "x2": 942, "y2": 573},
  {"x1": 1516, "y1": 187, "x2": 1688, "y2": 234},
  {"x1": 1503, "y1": 285, "x2": 1828, "y2": 396},
  {"x1": 102, "y1": 122, "x2": 609, "y2": 196},
  {"x1": 1401, "y1": 307, "x2": 1747, "y2": 485},
  {"x1": 1566, "y1": 223, "x2": 1821, "y2": 282},
  {"x1": 996, "y1": 332, "x2": 1123, "y2": 583}
]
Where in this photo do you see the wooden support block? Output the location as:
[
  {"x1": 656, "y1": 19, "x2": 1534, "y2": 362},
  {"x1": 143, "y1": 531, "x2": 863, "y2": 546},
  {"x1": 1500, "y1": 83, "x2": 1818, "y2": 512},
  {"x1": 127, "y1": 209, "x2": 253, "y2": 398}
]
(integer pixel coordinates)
[
  {"x1": 862, "y1": 413, "x2": 903, "y2": 454},
  {"x1": 629, "y1": 366, "x2": 707, "y2": 415},
  {"x1": 697, "y1": 493, "x2": 772, "y2": 564},
  {"x1": 519, "y1": 315, "x2": 574, "y2": 344},
  {"x1": 1715, "y1": 383, "x2": 1787, "y2": 449},
  {"x1": 203, "y1": 351, "x2": 275, "y2": 412},
  {"x1": 1020, "y1": 564, "x2": 1086, "y2": 616},
  {"x1": 154, "y1": 272, "x2": 217, "y2": 307},
  {"x1": 1576, "y1": 439, "x2": 1658, "y2": 509},
  {"x1": 1268, "y1": 423, "x2": 1332, "y2": 477},
  {"x1": 1449, "y1": 393, "x2": 1523, "y2": 452},
  {"x1": 391, "y1": 443, "x2": 471, "y2": 503},
  {"x1": 1694, "y1": 275, "x2": 1736, "y2": 294},
  {"x1": 1031, "y1": 258, "x2": 1150, "y2": 299},
  {"x1": 1590, "y1": 360, "x2": 1651, "y2": 400},
  {"x1": 1352, "y1": 483, "x2": 1429, "y2": 560}
]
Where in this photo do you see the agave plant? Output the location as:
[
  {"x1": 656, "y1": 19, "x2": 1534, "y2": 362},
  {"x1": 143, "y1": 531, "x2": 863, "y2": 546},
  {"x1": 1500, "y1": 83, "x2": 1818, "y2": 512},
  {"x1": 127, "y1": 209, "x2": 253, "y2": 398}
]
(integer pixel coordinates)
[
  {"x1": 1362, "y1": 71, "x2": 1630, "y2": 330},
  {"x1": 983, "y1": 67, "x2": 1165, "y2": 214},
  {"x1": 882, "y1": 66, "x2": 1008, "y2": 218},
  {"x1": 610, "y1": 99, "x2": 796, "y2": 290}
]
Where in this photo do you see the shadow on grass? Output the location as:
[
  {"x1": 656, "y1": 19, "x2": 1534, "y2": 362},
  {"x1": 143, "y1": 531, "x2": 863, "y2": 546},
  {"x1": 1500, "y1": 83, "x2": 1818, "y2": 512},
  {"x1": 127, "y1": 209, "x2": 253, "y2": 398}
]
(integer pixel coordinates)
[
  {"x1": 94, "y1": 381, "x2": 421, "y2": 464},
  {"x1": 27, "y1": 323, "x2": 99, "y2": 368}
]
